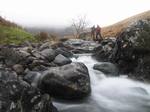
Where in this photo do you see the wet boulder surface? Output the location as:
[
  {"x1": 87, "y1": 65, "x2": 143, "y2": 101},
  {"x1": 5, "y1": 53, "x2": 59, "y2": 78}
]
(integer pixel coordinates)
[
  {"x1": 111, "y1": 19, "x2": 150, "y2": 81},
  {"x1": 93, "y1": 62, "x2": 119, "y2": 76},
  {"x1": 0, "y1": 68, "x2": 58, "y2": 112},
  {"x1": 41, "y1": 62, "x2": 91, "y2": 99},
  {"x1": 92, "y1": 19, "x2": 150, "y2": 82},
  {"x1": 0, "y1": 18, "x2": 149, "y2": 112}
]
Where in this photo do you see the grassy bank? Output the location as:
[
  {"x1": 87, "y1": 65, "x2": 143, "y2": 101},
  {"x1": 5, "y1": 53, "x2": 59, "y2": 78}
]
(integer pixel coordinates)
[{"x1": 0, "y1": 25, "x2": 35, "y2": 43}]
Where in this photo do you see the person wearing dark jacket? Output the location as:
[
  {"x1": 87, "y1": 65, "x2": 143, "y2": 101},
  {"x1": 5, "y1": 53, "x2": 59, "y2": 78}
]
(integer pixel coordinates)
[{"x1": 91, "y1": 25, "x2": 95, "y2": 39}]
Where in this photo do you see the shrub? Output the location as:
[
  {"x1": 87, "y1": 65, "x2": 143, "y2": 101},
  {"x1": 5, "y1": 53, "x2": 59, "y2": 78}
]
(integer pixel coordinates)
[
  {"x1": 133, "y1": 29, "x2": 150, "y2": 53},
  {"x1": 0, "y1": 25, "x2": 4, "y2": 41},
  {"x1": 50, "y1": 33, "x2": 57, "y2": 39},
  {"x1": 35, "y1": 31, "x2": 49, "y2": 42},
  {"x1": 39, "y1": 31, "x2": 49, "y2": 40},
  {"x1": 146, "y1": 18, "x2": 150, "y2": 21}
]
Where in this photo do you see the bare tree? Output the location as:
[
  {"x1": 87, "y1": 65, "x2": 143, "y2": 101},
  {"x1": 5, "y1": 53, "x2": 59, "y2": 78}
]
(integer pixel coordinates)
[{"x1": 70, "y1": 14, "x2": 90, "y2": 38}]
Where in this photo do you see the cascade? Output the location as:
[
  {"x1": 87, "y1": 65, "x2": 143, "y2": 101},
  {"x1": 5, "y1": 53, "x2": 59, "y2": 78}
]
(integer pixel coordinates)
[{"x1": 52, "y1": 55, "x2": 150, "y2": 112}]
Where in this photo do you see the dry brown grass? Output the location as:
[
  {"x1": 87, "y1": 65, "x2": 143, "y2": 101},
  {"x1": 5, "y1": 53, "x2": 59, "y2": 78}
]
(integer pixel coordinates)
[
  {"x1": 0, "y1": 16, "x2": 21, "y2": 28},
  {"x1": 61, "y1": 34, "x2": 75, "y2": 39},
  {"x1": 101, "y1": 10, "x2": 150, "y2": 38},
  {"x1": 59, "y1": 10, "x2": 150, "y2": 39}
]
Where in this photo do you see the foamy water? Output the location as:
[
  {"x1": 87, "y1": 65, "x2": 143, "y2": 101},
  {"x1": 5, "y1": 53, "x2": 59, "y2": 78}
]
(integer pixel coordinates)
[{"x1": 52, "y1": 55, "x2": 150, "y2": 112}]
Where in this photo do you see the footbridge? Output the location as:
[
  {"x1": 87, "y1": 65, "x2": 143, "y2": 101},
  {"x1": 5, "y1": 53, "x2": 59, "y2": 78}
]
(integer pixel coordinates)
[{"x1": 59, "y1": 38, "x2": 103, "y2": 42}]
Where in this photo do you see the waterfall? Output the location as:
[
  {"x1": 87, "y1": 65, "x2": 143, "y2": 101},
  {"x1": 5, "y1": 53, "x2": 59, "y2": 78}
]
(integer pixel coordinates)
[{"x1": 52, "y1": 55, "x2": 150, "y2": 112}]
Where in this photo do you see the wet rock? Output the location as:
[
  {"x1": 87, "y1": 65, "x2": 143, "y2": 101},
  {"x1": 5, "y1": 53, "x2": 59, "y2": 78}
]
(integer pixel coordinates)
[
  {"x1": 41, "y1": 62, "x2": 91, "y2": 99},
  {"x1": 18, "y1": 50, "x2": 31, "y2": 57},
  {"x1": 37, "y1": 43, "x2": 51, "y2": 51},
  {"x1": 32, "y1": 52, "x2": 46, "y2": 60},
  {"x1": 13, "y1": 64, "x2": 24, "y2": 74},
  {"x1": 32, "y1": 65, "x2": 48, "y2": 71},
  {"x1": 0, "y1": 69, "x2": 57, "y2": 112},
  {"x1": 19, "y1": 41, "x2": 32, "y2": 48},
  {"x1": 0, "y1": 47, "x2": 28, "y2": 68},
  {"x1": 23, "y1": 71, "x2": 38, "y2": 84},
  {"x1": 56, "y1": 42, "x2": 64, "y2": 47},
  {"x1": 53, "y1": 54, "x2": 72, "y2": 66},
  {"x1": 63, "y1": 39, "x2": 98, "y2": 53},
  {"x1": 29, "y1": 60, "x2": 46, "y2": 70},
  {"x1": 64, "y1": 39, "x2": 85, "y2": 46},
  {"x1": 93, "y1": 62, "x2": 119, "y2": 76},
  {"x1": 55, "y1": 48, "x2": 73, "y2": 58},
  {"x1": 111, "y1": 19, "x2": 150, "y2": 79},
  {"x1": 40, "y1": 49, "x2": 56, "y2": 62},
  {"x1": 37, "y1": 41, "x2": 58, "y2": 51},
  {"x1": 93, "y1": 44, "x2": 102, "y2": 53},
  {"x1": 92, "y1": 37, "x2": 116, "y2": 62}
]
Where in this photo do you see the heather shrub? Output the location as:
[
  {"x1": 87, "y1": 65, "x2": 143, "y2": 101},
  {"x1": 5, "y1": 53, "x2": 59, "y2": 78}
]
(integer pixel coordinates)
[
  {"x1": 0, "y1": 25, "x2": 4, "y2": 41},
  {"x1": 146, "y1": 18, "x2": 150, "y2": 21},
  {"x1": 50, "y1": 33, "x2": 57, "y2": 38},
  {"x1": 133, "y1": 27, "x2": 150, "y2": 53},
  {"x1": 35, "y1": 31, "x2": 49, "y2": 42}
]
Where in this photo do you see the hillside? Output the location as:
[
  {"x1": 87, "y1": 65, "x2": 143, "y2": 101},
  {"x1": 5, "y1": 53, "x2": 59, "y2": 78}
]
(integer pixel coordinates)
[
  {"x1": 0, "y1": 16, "x2": 35, "y2": 43},
  {"x1": 101, "y1": 10, "x2": 150, "y2": 38}
]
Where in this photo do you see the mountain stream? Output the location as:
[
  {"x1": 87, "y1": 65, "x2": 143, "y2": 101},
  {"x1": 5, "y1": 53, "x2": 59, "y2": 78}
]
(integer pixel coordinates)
[{"x1": 52, "y1": 55, "x2": 150, "y2": 112}]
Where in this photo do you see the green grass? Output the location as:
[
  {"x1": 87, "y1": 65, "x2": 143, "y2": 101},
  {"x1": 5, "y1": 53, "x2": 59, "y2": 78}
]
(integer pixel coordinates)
[
  {"x1": 133, "y1": 28, "x2": 150, "y2": 54},
  {"x1": 0, "y1": 25, "x2": 35, "y2": 44}
]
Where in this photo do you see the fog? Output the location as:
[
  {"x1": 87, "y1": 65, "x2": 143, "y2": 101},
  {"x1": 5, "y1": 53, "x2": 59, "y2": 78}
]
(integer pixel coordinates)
[
  {"x1": 1, "y1": 0, "x2": 149, "y2": 27},
  {"x1": 0, "y1": 0, "x2": 149, "y2": 36},
  {"x1": 25, "y1": 26, "x2": 72, "y2": 37}
]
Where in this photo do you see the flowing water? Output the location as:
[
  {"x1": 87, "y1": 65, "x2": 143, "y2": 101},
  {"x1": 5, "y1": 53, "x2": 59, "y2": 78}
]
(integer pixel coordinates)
[{"x1": 52, "y1": 55, "x2": 150, "y2": 112}]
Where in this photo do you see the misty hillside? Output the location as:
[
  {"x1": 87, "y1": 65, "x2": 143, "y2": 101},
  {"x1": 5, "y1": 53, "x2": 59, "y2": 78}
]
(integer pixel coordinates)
[
  {"x1": 0, "y1": 10, "x2": 150, "y2": 43},
  {"x1": 60, "y1": 10, "x2": 150, "y2": 39},
  {"x1": 26, "y1": 26, "x2": 71, "y2": 37},
  {"x1": 0, "y1": 16, "x2": 35, "y2": 43},
  {"x1": 101, "y1": 10, "x2": 150, "y2": 38}
]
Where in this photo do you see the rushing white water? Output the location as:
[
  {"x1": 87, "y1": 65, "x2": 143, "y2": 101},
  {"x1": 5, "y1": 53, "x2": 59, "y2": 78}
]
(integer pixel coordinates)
[{"x1": 52, "y1": 55, "x2": 150, "y2": 112}]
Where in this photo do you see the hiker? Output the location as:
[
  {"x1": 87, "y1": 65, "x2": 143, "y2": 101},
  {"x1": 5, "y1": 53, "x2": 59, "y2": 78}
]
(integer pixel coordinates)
[
  {"x1": 91, "y1": 25, "x2": 95, "y2": 39},
  {"x1": 96, "y1": 25, "x2": 102, "y2": 39}
]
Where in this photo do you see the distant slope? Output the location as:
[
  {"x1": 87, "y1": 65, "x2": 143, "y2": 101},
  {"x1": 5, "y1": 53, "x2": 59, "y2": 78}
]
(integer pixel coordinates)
[
  {"x1": 0, "y1": 16, "x2": 35, "y2": 43},
  {"x1": 101, "y1": 10, "x2": 150, "y2": 38}
]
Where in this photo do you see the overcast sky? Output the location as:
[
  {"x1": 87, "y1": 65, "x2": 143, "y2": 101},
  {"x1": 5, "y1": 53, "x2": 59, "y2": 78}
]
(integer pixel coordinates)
[{"x1": 0, "y1": 0, "x2": 149, "y2": 28}]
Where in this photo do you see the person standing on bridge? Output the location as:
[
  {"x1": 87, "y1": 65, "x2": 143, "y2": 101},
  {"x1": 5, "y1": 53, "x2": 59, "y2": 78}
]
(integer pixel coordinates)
[
  {"x1": 95, "y1": 25, "x2": 102, "y2": 39},
  {"x1": 91, "y1": 25, "x2": 95, "y2": 39}
]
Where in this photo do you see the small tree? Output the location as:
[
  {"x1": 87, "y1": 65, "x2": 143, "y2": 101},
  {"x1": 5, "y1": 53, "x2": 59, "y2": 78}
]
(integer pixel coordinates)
[{"x1": 70, "y1": 15, "x2": 90, "y2": 38}]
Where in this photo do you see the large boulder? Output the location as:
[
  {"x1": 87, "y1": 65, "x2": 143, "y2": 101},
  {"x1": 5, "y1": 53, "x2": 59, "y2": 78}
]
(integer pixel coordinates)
[
  {"x1": 0, "y1": 68, "x2": 57, "y2": 112},
  {"x1": 0, "y1": 47, "x2": 28, "y2": 68},
  {"x1": 63, "y1": 39, "x2": 98, "y2": 53},
  {"x1": 92, "y1": 37, "x2": 116, "y2": 62},
  {"x1": 111, "y1": 19, "x2": 150, "y2": 81},
  {"x1": 93, "y1": 62, "x2": 119, "y2": 76},
  {"x1": 41, "y1": 62, "x2": 91, "y2": 99}
]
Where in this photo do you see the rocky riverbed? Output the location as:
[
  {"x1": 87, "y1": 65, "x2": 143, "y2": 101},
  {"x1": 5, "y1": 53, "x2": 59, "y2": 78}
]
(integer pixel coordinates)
[{"x1": 0, "y1": 19, "x2": 150, "y2": 112}]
